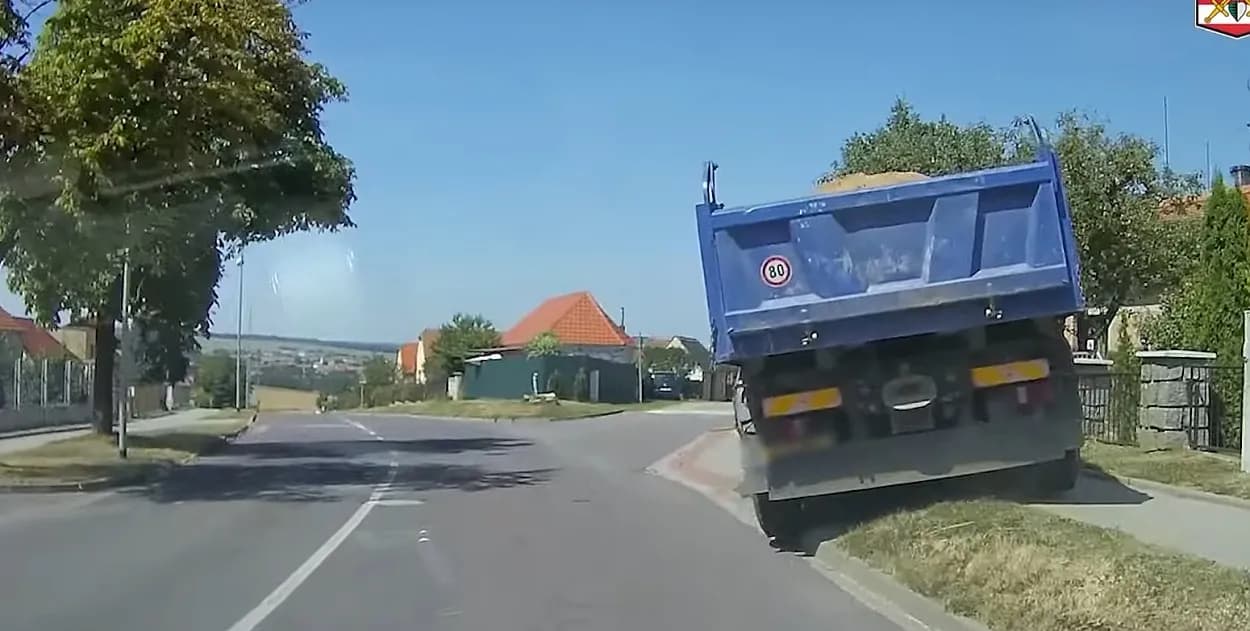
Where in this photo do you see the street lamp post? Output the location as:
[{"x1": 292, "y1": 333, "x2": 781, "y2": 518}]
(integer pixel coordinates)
[{"x1": 118, "y1": 251, "x2": 132, "y2": 459}]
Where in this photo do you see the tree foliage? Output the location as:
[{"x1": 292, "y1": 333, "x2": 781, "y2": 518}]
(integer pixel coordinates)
[
  {"x1": 643, "y1": 346, "x2": 693, "y2": 374},
  {"x1": 0, "y1": 0, "x2": 355, "y2": 431},
  {"x1": 1033, "y1": 113, "x2": 1200, "y2": 325},
  {"x1": 818, "y1": 98, "x2": 1008, "y2": 183},
  {"x1": 1145, "y1": 178, "x2": 1250, "y2": 445},
  {"x1": 1148, "y1": 178, "x2": 1250, "y2": 355},
  {"x1": 525, "y1": 330, "x2": 560, "y2": 358},
  {"x1": 820, "y1": 100, "x2": 1199, "y2": 339},
  {"x1": 432, "y1": 313, "x2": 501, "y2": 376},
  {"x1": 361, "y1": 354, "x2": 395, "y2": 386},
  {"x1": 192, "y1": 350, "x2": 241, "y2": 408}
]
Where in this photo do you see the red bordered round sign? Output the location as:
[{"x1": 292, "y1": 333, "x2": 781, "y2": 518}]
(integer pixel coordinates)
[{"x1": 760, "y1": 255, "x2": 792, "y2": 288}]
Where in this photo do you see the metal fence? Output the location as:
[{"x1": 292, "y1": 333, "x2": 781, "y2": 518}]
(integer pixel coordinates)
[
  {"x1": 1077, "y1": 366, "x2": 1244, "y2": 451},
  {"x1": 1199, "y1": 364, "x2": 1242, "y2": 451},
  {"x1": 0, "y1": 357, "x2": 95, "y2": 434},
  {"x1": 1078, "y1": 371, "x2": 1140, "y2": 446}
]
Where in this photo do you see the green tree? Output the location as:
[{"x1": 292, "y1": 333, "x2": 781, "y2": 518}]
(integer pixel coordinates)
[
  {"x1": 1148, "y1": 178, "x2": 1250, "y2": 445},
  {"x1": 1025, "y1": 113, "x2": 1201, "y2": 336},
  {"x1": 643, "y1": 346, "x2": 691, "y2": 374},
  {"x1": 432, "y1": 313, "x2": 501, "y2": 375},
  {"x1": 193, "y1": 351, "x2": 240, "y2": 408},
  {"x1": 362, "y1": 354, "x2": 396, "y2": 387},
  {"x1": 2, "y1": 0, "x2": 355, "y2": 433},
  {"x1": 818, "y1": 98, "x2": 1008, "y2": 184},
  {"x1": 525, "y1": 330, "x2": 561, "y2": 358},
  {"x1": 819, "y1": 101, "x2": 1198, "y2": 342}
]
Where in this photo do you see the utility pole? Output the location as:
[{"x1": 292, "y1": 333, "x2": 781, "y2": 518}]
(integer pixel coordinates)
[
  {"x1": 1206, "y1": 141, "x2": 1213, "y2": 189},
  {"x1": 1163, "y1": 97, "x2": 1171, "y2": 169},
  {"x1": 636, "y1": 334, "x2": 644, "y2": 403},
  {"x1": 118, "y1": 251, "x2": 131, "y2": 459},
  {"x1": 235, "y1": 245, "x2": 244, "y2": 411}
]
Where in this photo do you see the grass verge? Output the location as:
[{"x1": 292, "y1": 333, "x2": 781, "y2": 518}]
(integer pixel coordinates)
[
  {"x1": 1082, "y1": 440, "x2": 1250, "y2": 501},
  {"x1": 368, "y1": 399, "x2": 673, "y2": 420},
  {"x1": 0, "y1": 416, "x2": 250, "y2": 488},
  {"x1": 836, "y1": 499, "x2": 1250, "y2": 631}
]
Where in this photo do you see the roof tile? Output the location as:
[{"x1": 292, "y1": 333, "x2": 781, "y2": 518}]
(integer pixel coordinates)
[
  {"x1": 502, "y1": 291, "x2": 631, "y2": 347},
  {"x1": 398, "y1": 342, "x2": 419, "y2": 375}
]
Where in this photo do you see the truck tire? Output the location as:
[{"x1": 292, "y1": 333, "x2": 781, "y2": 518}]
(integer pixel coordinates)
[
  {"x1": 752, "y1": 493, "x2": 803, "y2": 541},
  {"x1": 1038, "y1": 449, "x2": 1080, "y2": 494}
]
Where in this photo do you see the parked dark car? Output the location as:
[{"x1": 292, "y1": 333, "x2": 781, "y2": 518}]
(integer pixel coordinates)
[{"x1": 649, "y1": 371, "x2": 683, "y2": 400}]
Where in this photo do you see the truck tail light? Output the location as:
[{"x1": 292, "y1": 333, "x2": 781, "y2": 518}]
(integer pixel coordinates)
[{"x1": 970, "y1": 359, "x2": 1052, "y2": 421}]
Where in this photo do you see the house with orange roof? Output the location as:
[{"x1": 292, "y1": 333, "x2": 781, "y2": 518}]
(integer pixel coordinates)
[
  {"x1": 395, "y1": 328, "x2": 442, "y2": 384},
  {"x1": 497, "y1": 291, "x2": 633, "y2": 359},
  {"x1": 460, "y1": 291, "x2": 639, "y2": 403},
  {"x1": 0, "y1": 307, "x2": 70, "y2": 359}
]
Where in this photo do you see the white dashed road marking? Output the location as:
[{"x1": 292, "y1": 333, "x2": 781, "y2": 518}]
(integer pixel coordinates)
[{"x1": 223, "y1": 421, "x2": 404, "y2": 631}]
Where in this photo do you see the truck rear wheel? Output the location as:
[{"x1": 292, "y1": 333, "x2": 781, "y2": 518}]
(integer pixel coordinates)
[
  {"x1": 752, "y1": 493, "x2": 804, "y2": 541},
  {"x1": 1038, "y1": 449, "x2": 1080, "y2": 494}
]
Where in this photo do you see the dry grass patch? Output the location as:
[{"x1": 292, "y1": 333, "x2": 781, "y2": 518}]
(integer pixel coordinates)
[
  {"x1": 1082, "y1": 441, "x2": 1250, "y2": 501},
  {"x1": 0, "y1": 418, "x2": 249, "y2": 487},
  {"x1": 836, "y1": 499, "x2": 1250, "y2": 631}
]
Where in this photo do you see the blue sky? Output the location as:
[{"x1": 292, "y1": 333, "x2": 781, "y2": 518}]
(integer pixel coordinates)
[{"x1": 0, "y1": 0, "x2": 1245, "y2": 344}]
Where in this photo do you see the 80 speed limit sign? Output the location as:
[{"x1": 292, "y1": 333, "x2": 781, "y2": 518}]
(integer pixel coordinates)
[{"x1": 760, "y1": 255, "x2": 792, "y2": 288}]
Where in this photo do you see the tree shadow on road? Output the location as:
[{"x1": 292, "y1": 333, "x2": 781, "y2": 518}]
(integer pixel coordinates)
[
  {"x1": 117, "y1": 436, "x2": 555, "y2": 504},
  {"x1": 215, "y1": 437, "x2": 536, "y2": 460}
]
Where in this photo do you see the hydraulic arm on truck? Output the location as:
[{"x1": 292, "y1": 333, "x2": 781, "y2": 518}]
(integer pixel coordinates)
[{"x1": 695, "y1": 118, "x2": 1086, "y2": 540}]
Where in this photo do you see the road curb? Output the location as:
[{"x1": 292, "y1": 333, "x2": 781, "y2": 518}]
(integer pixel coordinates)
[
  {"x1": 809, "y1": 542, "x2": 991, "y2": 631},
  {"x1": 0, "y1": 412, "x2": 259, "y2": 494},
  {"x1": 649, "y1": 430, "x2": 989, "y2": 631},
  {"x1": 548, "y1": 410, "x2": 625, "y2": 421},
  {"x1": 1081, "y1": 465, "x2": 1250, "y2": 511}
]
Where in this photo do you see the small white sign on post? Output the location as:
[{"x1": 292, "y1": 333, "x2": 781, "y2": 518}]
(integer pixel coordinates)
[{"x1": 1242, "y1": 311, "x2": 1250, "y2": 473}]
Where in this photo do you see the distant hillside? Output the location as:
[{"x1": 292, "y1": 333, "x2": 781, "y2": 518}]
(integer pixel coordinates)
[{"x1": 201, "y1": 332, "x2": 399, "y2": 355}]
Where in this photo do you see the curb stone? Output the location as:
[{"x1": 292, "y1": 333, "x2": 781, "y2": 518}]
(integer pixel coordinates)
[
  {"x1": 0, "y1": 412, "x2": 259, "y2": 494},
  {"x1": 648, "y1": 430, "x2": 988, "y2": 631},
  {"x1": 1080, "y1": 465, "x2": 1250, "y2": 511}
]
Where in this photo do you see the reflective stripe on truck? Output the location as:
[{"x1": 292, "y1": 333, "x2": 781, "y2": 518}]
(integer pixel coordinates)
[
  {"x1": 761, "y1": 387, "x2": 842, "y2": 419},
  {"x1": 969, "y1": 359, "x2": 1050, "y2": 388}
]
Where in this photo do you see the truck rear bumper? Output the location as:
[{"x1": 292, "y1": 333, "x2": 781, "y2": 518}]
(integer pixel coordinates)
[{"x1": 738, "y1": 416, "x2": 1082, "y2": 501}]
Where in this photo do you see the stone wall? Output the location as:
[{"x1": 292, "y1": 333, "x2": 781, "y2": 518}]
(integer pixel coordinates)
[{"x1": 1136, "y1": 350, "x2": 1215, "y2": 450}]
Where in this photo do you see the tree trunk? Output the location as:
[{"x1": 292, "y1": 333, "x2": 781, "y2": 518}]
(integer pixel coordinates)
[{"x1": 91, "y1": 316, "x2": 116, "y2": 434}]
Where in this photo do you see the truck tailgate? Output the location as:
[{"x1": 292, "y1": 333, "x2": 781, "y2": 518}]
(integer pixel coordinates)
[{"x1": 697, "y1": 155, "x2": 1083, "y2": 363}]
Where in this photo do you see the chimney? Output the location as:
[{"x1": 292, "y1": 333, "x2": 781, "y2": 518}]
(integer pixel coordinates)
[{"x1": 1230, "y1": 165, "x2": 1250, "y2": 188}]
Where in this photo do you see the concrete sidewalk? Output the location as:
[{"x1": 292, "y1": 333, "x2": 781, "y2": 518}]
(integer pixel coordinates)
[
  {"x1": 0, "y1": 408, "x2": 221, "y2": 456},
  {"x1": 666, "y1": 429, "x2": 1250, "y2": 572}
]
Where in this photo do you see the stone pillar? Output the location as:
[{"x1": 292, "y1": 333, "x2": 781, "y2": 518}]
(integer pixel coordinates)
[{"x1": 1137, "y1": 350, "x2": 1216, "y2": 450}]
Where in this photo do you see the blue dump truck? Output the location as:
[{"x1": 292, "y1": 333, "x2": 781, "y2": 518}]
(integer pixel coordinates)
[{"x1": 696, "y1": 120, "x2": 1085, "y2": 540}]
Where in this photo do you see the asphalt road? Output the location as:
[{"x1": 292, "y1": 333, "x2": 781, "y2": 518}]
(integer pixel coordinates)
[{"x1": 0, "y1": 410, "x2": 904, "y2": 631}]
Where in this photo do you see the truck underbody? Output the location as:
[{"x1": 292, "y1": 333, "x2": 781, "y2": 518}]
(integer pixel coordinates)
[{"x1": 731, "y1": 317, "x2": 1082, "y2": 540}]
